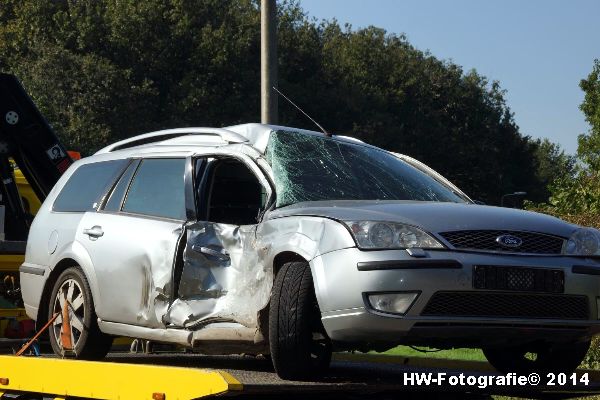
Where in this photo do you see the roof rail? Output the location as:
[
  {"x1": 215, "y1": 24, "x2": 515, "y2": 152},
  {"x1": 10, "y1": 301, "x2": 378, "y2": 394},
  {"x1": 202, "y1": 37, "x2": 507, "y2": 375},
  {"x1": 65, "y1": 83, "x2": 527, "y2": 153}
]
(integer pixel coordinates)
[{"x1": 95, "y1": 127, "x2": 248, "y2": 154}]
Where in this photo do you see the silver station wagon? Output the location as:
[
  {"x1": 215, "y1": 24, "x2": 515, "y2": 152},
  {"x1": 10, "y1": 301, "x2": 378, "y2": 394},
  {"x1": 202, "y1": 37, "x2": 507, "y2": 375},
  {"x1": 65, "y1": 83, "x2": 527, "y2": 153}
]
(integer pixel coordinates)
[{"x1": 20, "y1": 123, "x2": 600, "y2": 378}]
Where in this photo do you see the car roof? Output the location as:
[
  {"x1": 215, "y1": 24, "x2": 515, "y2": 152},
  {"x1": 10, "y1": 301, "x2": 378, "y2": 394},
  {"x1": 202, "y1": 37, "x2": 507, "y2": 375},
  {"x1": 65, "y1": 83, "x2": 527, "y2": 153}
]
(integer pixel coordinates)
[
  {"x1": 93, "y1": 123, "x2": 368, "y2": 158},
  {"x1": 79, "y1": 123, "x2": 471, "y2": 201}
]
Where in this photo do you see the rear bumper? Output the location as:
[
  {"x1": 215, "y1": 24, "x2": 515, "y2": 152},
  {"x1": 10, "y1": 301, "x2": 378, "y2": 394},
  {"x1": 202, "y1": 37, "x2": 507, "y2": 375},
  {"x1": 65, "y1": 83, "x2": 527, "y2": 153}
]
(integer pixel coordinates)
[{"x1": 19, "y1": 262, "x2": 48, "y2": 321}]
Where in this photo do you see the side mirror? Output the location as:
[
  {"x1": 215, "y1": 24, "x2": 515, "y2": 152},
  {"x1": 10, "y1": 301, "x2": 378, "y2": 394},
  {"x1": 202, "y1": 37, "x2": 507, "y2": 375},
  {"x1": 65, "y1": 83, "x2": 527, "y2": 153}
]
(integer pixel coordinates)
[
  {"x1": 500, "y1": 192, "x2": 527, "y2": 208},
  {"x1": 473, "y1": 200, "x2": 486, "y2": 205}
]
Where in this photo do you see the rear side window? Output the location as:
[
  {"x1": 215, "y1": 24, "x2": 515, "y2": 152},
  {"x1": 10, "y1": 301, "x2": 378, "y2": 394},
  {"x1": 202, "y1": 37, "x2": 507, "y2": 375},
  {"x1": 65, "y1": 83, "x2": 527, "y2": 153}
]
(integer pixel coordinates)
[
  {"x1": 103, "y1": 160, "x2": 139, "y2": 212},
  {"x1": 122, "y1": 158, "x2": 186, "y2": 220},
  {"x1": 53, "y1": 159, "x2": 128, "y2": 212}
]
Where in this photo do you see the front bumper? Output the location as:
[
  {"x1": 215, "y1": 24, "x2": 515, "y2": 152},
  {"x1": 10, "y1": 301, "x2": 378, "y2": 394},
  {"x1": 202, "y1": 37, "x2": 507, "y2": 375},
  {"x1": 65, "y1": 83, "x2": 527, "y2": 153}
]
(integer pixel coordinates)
[{"x1": 310, "y1": 248, "x2": 600, "y2": 348}]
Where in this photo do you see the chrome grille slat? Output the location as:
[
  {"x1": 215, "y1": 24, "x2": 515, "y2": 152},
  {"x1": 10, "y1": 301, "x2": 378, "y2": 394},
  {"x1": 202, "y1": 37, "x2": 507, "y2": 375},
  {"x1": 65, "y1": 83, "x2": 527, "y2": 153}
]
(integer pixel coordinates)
[{"x1": 439, "y1": 230, "x2": 565, "y2": 254}]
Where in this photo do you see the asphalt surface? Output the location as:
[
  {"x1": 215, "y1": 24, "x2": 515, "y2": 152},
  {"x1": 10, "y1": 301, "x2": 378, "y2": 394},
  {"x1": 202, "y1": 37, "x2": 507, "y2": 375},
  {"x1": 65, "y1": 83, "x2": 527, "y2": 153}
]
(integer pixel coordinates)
[{"x1": 103, "y1": 352, "x2": 600, "y2": 399}]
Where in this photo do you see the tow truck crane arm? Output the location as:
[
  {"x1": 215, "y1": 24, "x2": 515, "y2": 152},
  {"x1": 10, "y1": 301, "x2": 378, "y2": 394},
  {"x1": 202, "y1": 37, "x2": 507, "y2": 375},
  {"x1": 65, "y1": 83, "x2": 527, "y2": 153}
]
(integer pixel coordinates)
[{"x1": 0, "y1": 73, "x2": 73, "y2": 240}]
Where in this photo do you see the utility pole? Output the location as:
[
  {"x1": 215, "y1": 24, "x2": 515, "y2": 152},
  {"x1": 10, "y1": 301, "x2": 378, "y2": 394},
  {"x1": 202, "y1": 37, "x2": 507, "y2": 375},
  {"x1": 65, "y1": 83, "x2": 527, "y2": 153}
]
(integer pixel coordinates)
[{"x1": 261, "y1": 0, "x2": 278, "y2": 124}]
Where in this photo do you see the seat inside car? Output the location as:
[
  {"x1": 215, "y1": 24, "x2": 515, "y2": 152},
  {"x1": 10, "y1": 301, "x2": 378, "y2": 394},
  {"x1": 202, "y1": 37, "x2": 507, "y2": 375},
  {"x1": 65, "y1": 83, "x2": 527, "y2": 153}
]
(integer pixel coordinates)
[{"x1": 205, "y1": 159, "x2": 263, "y2": 225}]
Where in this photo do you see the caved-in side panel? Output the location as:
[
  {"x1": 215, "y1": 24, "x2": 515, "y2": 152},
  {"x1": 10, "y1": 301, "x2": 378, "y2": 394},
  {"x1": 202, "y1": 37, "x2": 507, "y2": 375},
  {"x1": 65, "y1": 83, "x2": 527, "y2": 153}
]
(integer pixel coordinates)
[
  {"x1": 256, "y1": 215, "x2": 356, "y2": 315},
  {"x1": 165, "y1": 221, "x2": 272, "y2": 329},
  {"x1": 257, "y1": 215, "x2": 356, "y2": 263},
  {"x1": 165, "y1": 216, "x2": 353, "y2": 330}
]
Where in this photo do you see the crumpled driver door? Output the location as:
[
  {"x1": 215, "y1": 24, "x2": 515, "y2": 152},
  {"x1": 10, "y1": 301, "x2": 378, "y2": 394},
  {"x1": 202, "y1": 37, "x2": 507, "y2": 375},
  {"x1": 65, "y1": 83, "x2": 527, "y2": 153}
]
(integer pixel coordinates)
[{"x1": 164, "y1": 220, "x2": 269, "y2": 329}]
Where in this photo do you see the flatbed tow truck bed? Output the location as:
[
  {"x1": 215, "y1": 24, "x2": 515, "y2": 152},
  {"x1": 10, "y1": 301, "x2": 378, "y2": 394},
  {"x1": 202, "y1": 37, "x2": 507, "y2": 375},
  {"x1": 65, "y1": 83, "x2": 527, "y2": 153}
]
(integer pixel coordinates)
[{"x1": 1, "y1": 352, "x2": 599, "y2": 399}]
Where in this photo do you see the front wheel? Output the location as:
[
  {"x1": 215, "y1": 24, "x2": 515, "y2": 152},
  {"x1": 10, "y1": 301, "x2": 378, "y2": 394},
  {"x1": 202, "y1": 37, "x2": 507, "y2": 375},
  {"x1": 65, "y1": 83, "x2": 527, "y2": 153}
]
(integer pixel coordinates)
[
  {"x1": 483, "y1": 340, "x2": 590, "y2": 373},
  {"x1": 48, "y1": 267, "x2": 112, "y2": 359},
  {"x1": 269, "y1": 261, "x2": 332, "y2": 380}
]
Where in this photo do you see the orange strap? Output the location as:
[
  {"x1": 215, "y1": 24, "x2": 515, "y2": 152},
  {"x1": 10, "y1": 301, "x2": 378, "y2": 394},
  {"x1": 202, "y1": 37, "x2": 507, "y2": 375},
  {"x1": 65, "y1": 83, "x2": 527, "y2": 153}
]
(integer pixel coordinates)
[
  {"x1": 60, "y1": 298, "x2": 73, "y2": 350},
  {"x1": 15, "y1": 313, "x2": 59, "y2": 356}
]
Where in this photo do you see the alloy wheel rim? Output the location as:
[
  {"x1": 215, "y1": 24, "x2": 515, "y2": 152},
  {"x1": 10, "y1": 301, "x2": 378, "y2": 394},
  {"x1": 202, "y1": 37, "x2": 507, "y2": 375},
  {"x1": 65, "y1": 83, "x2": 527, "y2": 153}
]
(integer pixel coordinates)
[{"x1": 52, "y1": 278, "x2": 86, "y2": 351}]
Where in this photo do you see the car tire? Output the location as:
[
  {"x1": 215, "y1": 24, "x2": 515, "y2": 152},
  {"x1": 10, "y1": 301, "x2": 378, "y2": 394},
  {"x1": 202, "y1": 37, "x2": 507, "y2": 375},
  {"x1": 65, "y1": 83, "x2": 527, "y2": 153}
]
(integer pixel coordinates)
[
  {"x1": 269, "y1": 261, "x2": 332, "y2": 380},
  {"x1": 48, "y1": 267, "x2": 112, "y2": 360},
  {"x1": 483, "y1": 340, "x2": 591, "y2": 373}
]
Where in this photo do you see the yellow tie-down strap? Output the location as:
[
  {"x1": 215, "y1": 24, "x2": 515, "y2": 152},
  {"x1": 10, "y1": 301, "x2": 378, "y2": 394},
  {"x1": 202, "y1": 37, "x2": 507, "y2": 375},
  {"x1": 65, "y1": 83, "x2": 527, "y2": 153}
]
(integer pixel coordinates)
[{"x1": 0, "y1": 355, "x2": 243, "y2": 399}]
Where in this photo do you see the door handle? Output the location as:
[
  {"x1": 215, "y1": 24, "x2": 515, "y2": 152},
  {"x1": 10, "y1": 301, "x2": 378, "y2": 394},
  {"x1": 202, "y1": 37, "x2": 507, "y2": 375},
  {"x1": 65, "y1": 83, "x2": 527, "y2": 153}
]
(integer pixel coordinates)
[
  {"x1": 193, "y1": 245, "x2": 230, "y2": 261},
  {"x1": 83, "y1": 226, "x2": 104, "y2": 240}
]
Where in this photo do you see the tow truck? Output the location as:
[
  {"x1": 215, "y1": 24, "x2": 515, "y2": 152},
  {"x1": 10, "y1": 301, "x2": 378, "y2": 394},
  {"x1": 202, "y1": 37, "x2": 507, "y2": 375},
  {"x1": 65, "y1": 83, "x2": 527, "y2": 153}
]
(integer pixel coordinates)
[
  {"x1": 0, "y1": 73, "x2": 74, "y2": 348},
  {"x1": 0, "y1": 73, "x2": 599, "y2": 399}
]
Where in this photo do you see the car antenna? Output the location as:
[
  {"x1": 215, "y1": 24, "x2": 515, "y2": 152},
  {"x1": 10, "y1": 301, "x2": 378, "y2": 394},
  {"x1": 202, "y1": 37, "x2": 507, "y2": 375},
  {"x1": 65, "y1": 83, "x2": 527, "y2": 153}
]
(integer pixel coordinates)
[{"x1": 272, "y1": 86, "x2": 331, "y2": 137}]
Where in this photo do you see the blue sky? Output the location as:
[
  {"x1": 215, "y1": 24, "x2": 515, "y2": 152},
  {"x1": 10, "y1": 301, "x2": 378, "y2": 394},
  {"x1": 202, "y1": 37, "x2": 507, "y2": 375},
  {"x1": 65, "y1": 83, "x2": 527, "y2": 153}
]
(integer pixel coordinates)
[{"x1": 299, "y1": 0, "x2": 599, "y2": 155}]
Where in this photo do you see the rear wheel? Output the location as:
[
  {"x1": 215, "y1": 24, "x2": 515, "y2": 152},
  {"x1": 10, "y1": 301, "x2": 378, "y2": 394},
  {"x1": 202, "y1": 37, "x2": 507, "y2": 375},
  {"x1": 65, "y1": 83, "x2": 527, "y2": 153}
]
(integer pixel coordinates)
[
  {"x1": 483, "y1": 340, "x2": 590, "y2": 373},
  {"x1": 48, "y1": 267, "x2": 112, "y2": 359},
  {"x1": 269, "y1": 261, "x2": 332, "y2": 380}
]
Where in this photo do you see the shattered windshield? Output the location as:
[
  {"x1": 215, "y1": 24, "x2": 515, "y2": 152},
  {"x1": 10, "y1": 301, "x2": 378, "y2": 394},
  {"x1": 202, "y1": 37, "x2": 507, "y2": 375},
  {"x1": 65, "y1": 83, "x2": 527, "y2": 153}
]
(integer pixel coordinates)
[{"x1": 265, "y1": 130, "x2": 466, "y2": 207}]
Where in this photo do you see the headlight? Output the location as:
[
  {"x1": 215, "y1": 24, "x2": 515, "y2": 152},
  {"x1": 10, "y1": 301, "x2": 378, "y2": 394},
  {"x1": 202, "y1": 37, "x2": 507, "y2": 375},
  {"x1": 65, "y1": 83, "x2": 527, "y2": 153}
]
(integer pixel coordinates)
[
  {"x1": 344, "y1": 221, "x2": 444, "y2": 250},
  {"x1": 564, "y1": 228, "x2": 600, "y2": 256}
]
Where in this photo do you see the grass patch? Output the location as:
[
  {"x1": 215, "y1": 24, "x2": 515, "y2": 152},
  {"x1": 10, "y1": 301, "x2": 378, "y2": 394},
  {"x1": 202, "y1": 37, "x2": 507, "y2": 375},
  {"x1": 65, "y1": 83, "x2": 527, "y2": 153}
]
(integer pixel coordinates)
[{"x1": 377, "y1": 346, "x2": 486, "y2": 362}]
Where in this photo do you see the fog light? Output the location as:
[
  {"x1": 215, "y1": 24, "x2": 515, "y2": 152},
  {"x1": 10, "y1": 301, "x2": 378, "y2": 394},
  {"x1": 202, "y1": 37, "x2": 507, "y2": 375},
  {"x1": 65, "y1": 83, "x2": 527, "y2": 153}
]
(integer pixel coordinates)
[{"x1": 367, "y1": 292, "x2": 419, "y2": 315}]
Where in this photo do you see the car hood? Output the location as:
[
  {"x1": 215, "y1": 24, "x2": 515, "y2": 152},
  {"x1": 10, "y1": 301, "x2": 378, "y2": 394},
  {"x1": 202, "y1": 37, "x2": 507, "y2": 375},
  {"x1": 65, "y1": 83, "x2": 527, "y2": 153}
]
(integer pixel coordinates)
[{"x1": 267, "y1": 200, "x2": 578, "y2": 237}]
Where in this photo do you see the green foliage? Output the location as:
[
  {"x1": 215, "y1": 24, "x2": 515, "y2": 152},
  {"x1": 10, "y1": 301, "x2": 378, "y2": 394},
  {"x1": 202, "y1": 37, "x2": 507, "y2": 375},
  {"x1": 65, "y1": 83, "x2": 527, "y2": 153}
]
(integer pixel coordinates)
[
  {"x1": 0, "y1": 0, "x2": 560, "y2": 203},
  {"x1": 541, "y1": 172, "x2": 600, "y2": 214},
  {"x1": 530, "y1": 138, "x2": 575, "y2": 201},
  {"x1": 579, "y1": 59, "x2": 600, "y2": 171},
  {"x1": 529, "y1": 59, "x2": 600, "y2": 216},
  {"x1": 524, "y1": 61, "x2": 600, "y2": 371},
  {"x1": 582, "y1": 339, "x2": 600, "y2": 370},
  {"x1": 0, "y1": 0, "x2": 261, "y2": 154}
]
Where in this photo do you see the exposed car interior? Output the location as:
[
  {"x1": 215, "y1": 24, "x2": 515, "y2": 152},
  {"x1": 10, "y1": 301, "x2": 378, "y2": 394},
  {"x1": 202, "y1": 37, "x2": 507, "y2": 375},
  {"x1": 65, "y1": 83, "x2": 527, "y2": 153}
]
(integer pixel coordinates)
[{"x1": 201, "y1": 158, "x2": 266, "y2": 225}]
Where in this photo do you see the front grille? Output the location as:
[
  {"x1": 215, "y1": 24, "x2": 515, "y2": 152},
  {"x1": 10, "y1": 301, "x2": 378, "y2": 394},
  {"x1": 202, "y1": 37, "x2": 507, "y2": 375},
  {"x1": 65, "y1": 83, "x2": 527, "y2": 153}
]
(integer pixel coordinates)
[
  {"x1": 421, "y1": 291, "x2": 589, "y2": 320},
  {"x1": 473, "y1": 265, "x2": 564, "y2": 293},
  {"x1": 439, "y1": 230, "x2": 565, "y2": 254}
]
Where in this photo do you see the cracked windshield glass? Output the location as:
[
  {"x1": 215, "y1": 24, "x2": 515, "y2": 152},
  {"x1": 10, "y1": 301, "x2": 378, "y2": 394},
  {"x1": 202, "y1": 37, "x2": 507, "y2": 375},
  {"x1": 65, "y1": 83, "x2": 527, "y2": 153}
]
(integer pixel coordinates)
[{"x1": 266, "y1": 130, "x2": 466, "y2": 207}]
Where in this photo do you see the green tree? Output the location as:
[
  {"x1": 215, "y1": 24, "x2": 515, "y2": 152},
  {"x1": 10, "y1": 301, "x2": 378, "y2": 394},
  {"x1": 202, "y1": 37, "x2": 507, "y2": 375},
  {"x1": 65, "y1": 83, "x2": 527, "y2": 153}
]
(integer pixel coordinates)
[
  {"x1": 0, "y1": 0, "x2": 552, "y2": 203},
  {"x1": 530, "y1": 138, "x2": 575, "y2": 201},
  {"x1": 0, "y1": 0, "x2": 261, "y2": 154},
  {"x1": 279, "y1": 21, "x2": 543, "y2": 203},
  {"x1": 531, "y1": 59, "x2": 600, "y2": 214},
  {"x1": 578, "y1": 59, "x2": 600, "y2": 171}
]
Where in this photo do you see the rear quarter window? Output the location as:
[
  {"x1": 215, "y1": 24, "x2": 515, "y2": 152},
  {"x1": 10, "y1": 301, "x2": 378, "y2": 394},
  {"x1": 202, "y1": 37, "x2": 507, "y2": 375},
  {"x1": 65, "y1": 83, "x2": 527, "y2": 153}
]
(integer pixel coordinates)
[{"x1": 53, "y1": 159, "x2": 128, "y2": 212}]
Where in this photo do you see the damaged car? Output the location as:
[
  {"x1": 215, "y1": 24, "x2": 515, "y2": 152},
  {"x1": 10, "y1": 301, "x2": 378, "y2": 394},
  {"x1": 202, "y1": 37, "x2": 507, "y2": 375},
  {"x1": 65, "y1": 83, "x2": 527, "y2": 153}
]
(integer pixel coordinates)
[{"x1": 20, "y1": 123, "x2": 600, "y2": 378}]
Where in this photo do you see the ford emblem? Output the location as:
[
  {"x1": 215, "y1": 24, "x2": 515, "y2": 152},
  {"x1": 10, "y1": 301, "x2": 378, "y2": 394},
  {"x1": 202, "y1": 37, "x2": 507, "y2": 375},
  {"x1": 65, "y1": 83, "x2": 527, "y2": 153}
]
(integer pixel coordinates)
[{"x1": 496, "y1": 234, "x2": 523, "y2": 248}]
